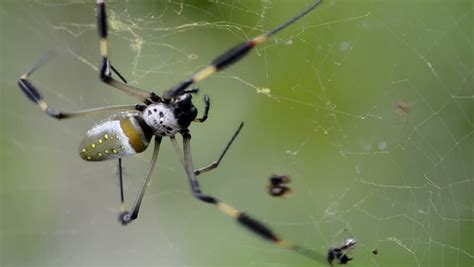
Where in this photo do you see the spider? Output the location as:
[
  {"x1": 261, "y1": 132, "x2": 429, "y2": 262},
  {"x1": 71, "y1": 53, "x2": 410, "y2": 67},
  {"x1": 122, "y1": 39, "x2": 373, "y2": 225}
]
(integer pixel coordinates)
[{"x1": 18, "y1": 0, "x2": 324, "y2": 263}]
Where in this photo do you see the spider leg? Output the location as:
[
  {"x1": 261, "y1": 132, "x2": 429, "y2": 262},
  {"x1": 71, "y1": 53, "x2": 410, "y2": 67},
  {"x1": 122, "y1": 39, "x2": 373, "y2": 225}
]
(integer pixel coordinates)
[
  {"x1": 178, "y1": 130, "x2": 325, "y2": 264},
  {"x1": 117, "y1": 158, "x2": 125, "y2": 212},
  {"x1": 17, "y1": 53, "x2": 138, "y2": 120},
  {"x1": 194, "y1": 94, "x2": 210, "y2": 123},
  {"x1": 194, "y1": 122, "x2": 243, "y2": 175},
  {"x1": 96, "y1": 0, "x2": 157, "y2": 102},
  {"x1": 163, "y1": 0, "x2": 322, "y2": 99},
  {"x1": 170, "y1": 122, "x2": 243, "y2": 176},
  {"x1": 119, "y1": 137, "x2": 162, "y2": 225},
  {"x1": 170, "y1": 136, "x2": 185, "y2": 167}
]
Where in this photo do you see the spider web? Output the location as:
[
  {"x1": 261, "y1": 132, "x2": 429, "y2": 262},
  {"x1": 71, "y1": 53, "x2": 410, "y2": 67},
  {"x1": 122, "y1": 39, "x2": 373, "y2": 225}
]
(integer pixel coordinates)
[{"x1": 1, "y1": 0, "x2": 473, "y2": 266}]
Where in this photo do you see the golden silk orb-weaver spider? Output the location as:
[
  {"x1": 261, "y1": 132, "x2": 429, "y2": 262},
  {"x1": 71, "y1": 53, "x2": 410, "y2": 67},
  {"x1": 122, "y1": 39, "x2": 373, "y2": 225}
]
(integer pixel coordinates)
[{"x1": 18, "y1": 0, "x2": 327, "y2": 264}]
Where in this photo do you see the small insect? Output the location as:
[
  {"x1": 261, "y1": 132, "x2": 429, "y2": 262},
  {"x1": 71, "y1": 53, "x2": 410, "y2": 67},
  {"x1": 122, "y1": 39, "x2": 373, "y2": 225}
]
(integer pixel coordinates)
[
  {"x1": 394, "y1": 99, "x2": 413, "y2": 122},
  {"x1": 17, "y1": 0, "x2": 326, "y2": 264},
  {"x1": 394, "y1": 99, "x2": 411, "y2": 114},
  {"x1": 327, "y1": 237, "x2": 357, "y2": 266},
  {"x1": 268, "y1": 174, "x2": 292, "y2": 197}
]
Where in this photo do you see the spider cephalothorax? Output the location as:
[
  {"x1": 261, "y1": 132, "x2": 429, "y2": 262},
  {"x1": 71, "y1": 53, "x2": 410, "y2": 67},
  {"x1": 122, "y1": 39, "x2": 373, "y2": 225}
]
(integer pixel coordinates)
[{"x1": 142, "y1": 93, "x2": 198, "y2": 137}]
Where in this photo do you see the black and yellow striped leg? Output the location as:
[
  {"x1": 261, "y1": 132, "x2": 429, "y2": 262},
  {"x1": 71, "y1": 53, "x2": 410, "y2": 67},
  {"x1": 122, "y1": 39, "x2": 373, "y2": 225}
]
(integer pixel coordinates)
[
  {"x1": 18, "y1": 56, "x2": 139, "y2": 120},
  {"x1": 119, "y1": 137, "x2": 162, "y2": 225},
  {"x1": 96, "y1": 0, "x2": 156, "y2": 102},
  {"x1": 194, "y1": 122, "x2": 243, "y2": 175},
  {"x1": 179, "y1": 130, "x2": 325, "y2": 264},
  {"x1": 163, "y1": 0, "x2": 322, "y2": 99},
  {"x1": 194, "y1": 94, "x2": 210, "y2": 123}
]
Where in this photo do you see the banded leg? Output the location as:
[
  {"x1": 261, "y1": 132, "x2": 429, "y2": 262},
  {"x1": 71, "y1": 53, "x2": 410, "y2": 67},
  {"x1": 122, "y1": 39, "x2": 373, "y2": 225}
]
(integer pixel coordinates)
[
  {"x1": 163, "y1": 0, "x2": 322, "y2": 99},
  {"x1": 178, "y1": 130, "x2": 325, "y2": 264},
  {"x1": 97, "y1": 0, "x2": 157, "y2": 102},
  {"x1": 119, "y1": 137, "x2": 162, "y2": 225},
  {"x1": 18, "y1": 54, "x2": 138, "y2": 119}
]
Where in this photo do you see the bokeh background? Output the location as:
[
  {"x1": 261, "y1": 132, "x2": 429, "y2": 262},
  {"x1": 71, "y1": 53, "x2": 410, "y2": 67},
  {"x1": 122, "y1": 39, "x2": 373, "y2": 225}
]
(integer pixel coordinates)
[{"x1": 1, "y1": 0, "x2": 472, "y2": 266}]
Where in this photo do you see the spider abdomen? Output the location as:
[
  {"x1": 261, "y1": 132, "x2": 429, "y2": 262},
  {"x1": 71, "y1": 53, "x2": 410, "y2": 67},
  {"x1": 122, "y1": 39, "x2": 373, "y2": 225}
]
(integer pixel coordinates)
[{"x1": 79, "y1": 112, "x2": 152, "y2": 161}]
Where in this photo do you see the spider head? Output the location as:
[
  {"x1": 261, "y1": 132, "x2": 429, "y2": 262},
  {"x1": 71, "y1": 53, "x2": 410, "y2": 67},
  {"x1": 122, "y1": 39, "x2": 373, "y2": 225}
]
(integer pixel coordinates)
[{"x1": 171, "y1": 93, "x2": 198, "y2": 128}]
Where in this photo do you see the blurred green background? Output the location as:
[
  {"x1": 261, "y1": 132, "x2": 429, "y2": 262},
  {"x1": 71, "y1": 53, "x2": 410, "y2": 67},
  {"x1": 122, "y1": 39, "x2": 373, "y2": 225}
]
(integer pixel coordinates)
[{"x1": 1, "y1": 0, "x2": 472, "y2": 266}]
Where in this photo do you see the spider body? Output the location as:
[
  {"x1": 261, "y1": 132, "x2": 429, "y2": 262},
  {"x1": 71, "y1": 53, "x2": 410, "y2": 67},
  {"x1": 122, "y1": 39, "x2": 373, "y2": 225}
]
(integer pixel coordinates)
[
  {"x1": 142, "y1": 103, "x2": 181, "y2": 136},
  {"x1": 79, "y1": 92, "x2": 199, "y2": 161},
  {"x1": 19, "y1": 0, "x2": 326, "y2": 264},
  {"x1": 141, "y1": 93, "x2": 198, "y2": 137}
]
